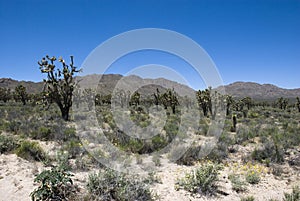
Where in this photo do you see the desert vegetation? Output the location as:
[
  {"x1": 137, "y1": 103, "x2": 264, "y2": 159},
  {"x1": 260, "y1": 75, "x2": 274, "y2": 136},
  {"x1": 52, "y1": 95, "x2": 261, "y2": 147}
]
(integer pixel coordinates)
[{"x1": 0, "y1": 64, "x2": 299, "y2": 200}]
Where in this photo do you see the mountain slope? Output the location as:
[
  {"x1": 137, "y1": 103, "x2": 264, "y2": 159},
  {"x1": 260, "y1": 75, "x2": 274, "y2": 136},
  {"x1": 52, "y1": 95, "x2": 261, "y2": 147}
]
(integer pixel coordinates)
[
  {"x1": 1, "y1": 76, "x2": 299, "y2": 101},
  {"x1": 224, "y1": 81, "x2": 300, "y2": 100}
]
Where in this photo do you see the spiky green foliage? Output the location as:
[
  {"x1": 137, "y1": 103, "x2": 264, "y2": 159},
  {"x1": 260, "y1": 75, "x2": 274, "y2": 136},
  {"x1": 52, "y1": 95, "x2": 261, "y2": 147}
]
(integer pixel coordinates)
[
  {"x1": 196, "y1": 88, "x2": 211, "y2": 117},
  {"x1": 38, "y1": 55, "x2": 81, "y2": 121},
  {"x1": 130, "y1": 91, "x2": 141, "y2": 106},
  {"x1": 277, "y1": 97, "x2": 288, "y2": 110},
  {"x1": 14, "y1": 84, "x2": 28, "y2": 105},
  {"x1": 296, "y1": 97, "x2": 300, "y2": 112},
  {"x1": 225, "y1": 95, "x2": 234, "y2": 116},
  {"x1": 0, "y1": 87, "x2": 11, "y2": 103},
  {"x1": 161, "y1": 88, "x2": 179, "y2": 114}
]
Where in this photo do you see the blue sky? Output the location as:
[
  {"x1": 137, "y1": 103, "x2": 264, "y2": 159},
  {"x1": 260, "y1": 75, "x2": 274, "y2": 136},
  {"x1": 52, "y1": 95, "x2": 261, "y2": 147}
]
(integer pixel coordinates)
[{"x1": 0, "y1": 0, "x2": 299, "y2": 89}]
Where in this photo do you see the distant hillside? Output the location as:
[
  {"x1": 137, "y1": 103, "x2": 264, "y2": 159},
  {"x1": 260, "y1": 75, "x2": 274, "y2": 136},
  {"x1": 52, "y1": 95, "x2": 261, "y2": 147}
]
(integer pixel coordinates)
[
  {"x1": 1, "y1": 76, "x2": 299, "y2": 101},
  {"x1": 224, "y1": 81, "x2": 300, "y2": 101},
  {"x1": 0, "y1": 78, "x2": 43, "y2": 94}
]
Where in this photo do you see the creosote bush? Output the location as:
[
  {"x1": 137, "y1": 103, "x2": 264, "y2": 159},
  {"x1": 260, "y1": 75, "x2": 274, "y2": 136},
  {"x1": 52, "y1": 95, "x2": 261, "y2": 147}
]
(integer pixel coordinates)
[
  {"x1": 228, "y1": 174, "x2": 247, "y2": 192},
  {"x1": 86, "y1": 168, "x2": 155, "y2": 201},
  {"x1": 15, "y1": 140, "x2": 46, "y2": 162},
  {"x1": 176, "y1": 162, "x2": 223, "y2": 196},
  {"x1": 0, "y1": 134, "x2": 19, "y2": 154}
]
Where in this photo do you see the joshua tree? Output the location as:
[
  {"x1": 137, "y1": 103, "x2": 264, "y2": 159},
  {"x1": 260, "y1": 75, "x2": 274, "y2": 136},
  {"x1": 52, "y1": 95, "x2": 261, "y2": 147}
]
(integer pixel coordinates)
[
  {"x1": 0, "y1": 87, "x2": 11, "y2": 103},
  {"x1": 153, "y1": 88, "x2": 161, "y2": 107},
  {"x1": 231, "y1": 114, "x2": 237, "y2": 132},
  {"x1": 296, "y1": 97, "x2": 300, "y2": 112},
  {"x1": 225, "y1": 95, "x2": 234, "y2": 116},
  {"x1": 14, "y1": 84, "x2": 28, "y2": 105},
  {"x1": 196, "y1": 88, "x2": 211, "y2": 117},
  {"x1": 241, "y1": 96, "x2": 253, "y2": 110},
  {"x1": 277, "y1": 97, "x2": 288, "y2": 110},
  {"x1": 129, "y1": 91, "x2": 140, "y2": 106},
  {"x1": 161, "y1": 88, "x2": 179, "y2": 114},
  {"x1": 38, "y1": 55, "x2": 81, "y2": 121}
]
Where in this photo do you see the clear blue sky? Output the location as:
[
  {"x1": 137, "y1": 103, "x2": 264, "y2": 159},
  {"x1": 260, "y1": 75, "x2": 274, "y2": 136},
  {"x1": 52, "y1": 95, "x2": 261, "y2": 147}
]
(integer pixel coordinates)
[{"x1": 0, "y1": 0, "x2": 299, "y2": 89}]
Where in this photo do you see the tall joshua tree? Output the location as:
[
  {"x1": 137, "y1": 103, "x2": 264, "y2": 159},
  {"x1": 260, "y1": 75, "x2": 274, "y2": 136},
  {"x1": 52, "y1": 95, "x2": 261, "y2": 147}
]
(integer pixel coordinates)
[
  {"x1": 38, "y1": 55, "x2": 81, "y2": 121},
  {"x1": 14, "y1": 84, "x2": 28, "y2": 105},
  {"x1": 196, "y1": 88, "x2": 211, "y2": 117},
  {"x1": 0, "y1": 87, "x2": 11, "y2": 103}
]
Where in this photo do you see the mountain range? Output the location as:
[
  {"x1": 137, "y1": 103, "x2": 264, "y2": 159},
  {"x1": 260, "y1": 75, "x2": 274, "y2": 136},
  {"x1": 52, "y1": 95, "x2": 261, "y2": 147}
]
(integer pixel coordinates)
[{"x1": 0, "y1": 74, "x2": 299, "y2": 101}]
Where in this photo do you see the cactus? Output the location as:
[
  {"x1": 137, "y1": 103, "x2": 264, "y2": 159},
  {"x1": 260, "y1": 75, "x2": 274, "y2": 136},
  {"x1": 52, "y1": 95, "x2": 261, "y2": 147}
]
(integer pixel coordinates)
[
  {"x1": 0, "y1": 87, "x2": 11, "y2": 103},
  {"x1": 14, "y1": 84, "x2": 28, "y2": 105},
  {"x1": 38, "y1": 55, "x2": 81, "y2": 121},
  {"x1": 153, "y1": 88, "x2": 161, "y2": 107},
  {"x1": 161, "y1": 88, "x2": 179, "y2": 114},
  {"x1": 196, "y1": 88, "x2": 211, "y2": 117},
  {"x1": 130, "y1": 91, "x2": 140, "y2": 106},
  {"x1": 296, "y1": 97, "x2": 300, "y2": 112},
  {"x1": 225, "y1": 95, "x2": 234, "y2": 116},
  {"x1": 242, "y1": 97, "x2": 252, "y2": 110},
  {"x1": 231, "y1": 114, "x2": 237, "y2": 132},
  {"x1": 277, "y1": 97, "x2": 288, "y2": 110}
]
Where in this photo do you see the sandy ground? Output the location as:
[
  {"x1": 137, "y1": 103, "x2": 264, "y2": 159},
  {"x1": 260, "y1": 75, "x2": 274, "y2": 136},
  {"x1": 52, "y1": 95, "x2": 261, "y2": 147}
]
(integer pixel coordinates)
[
  {"x1": 0, "y1": 143, "x2": 299, "y2": 201},
  {"x1": 152, "y1": 162, "x2": 298, "y2": 201}
]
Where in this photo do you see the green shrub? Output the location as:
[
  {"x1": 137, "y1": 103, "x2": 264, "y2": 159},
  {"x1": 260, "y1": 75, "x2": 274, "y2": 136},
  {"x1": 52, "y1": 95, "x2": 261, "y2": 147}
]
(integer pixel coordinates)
[
  {"x1": 30, "y1": 126, "x2": 52, "y2": 140},
  {"x1": 283, "y1": 186, "x2": 300, "y2": 201},
  {"x1": 228, "y1": 174, "x2": 247, "y2": 192},
  {"x1": 86, "y1": 168, "x2": 154, "y2": 201},
  {"x1": 0, "y1": 134, "x2": 18, "y2": 154},
  {"x1": 176, "y1": 162, "x2": 223, "y2": 195},
  {"x1": 240, "y1": 196, "x2": 255, "y2": 201},
  {"x1": 15, "y1": 140, "x2": 46, "y2": 162},
  {"x1": 245, "y1": 170, "x2": 260, "y2": 184},
  {"x1": 30, "y1": 166, "x2": 76, "y2": 201}
]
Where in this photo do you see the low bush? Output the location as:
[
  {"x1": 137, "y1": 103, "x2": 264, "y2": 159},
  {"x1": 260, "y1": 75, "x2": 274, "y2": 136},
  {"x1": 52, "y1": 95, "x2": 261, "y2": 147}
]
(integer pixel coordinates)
[
  {"x1": 30, "y1": 166, "x2": 77, "y2": 201},
  {"x1": 283, "y1": 186, "x2": 300, "y2": 201},
  {"x1": 245, "y1": 170, "x2": 260, "y2": 185},
  {"x1": 86, "y1": 168, "x2": 155, "y2": 201},
  {"x1": 0, "y1": 134, "x2": 19, "y2": 154},
  {"x1": 15, "y1": 140, "x2": 46, "y2": 162},
  {"x1": 228, "y1": 174, "x2": 247, "y2": 192},
  {"x1": 240, "y1": 196, "x2": 255, "y2": 201},
  {"x1": 176, "y1": 162, "x2": 223, "y2": 195}
]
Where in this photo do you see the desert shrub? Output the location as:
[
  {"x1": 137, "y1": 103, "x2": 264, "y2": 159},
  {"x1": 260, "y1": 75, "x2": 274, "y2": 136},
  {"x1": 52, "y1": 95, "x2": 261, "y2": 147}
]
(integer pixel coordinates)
[
  {"x1": 176, "y1": 162, "x2": 223, "y2": 195},
  {"x1": 283, "y1": 186, "x2": 300, "y2": 201},
  {"x1": 62, "y1": 139, "x2": 84, "y2": 159},
  {"x1": 30, "y1": 126, "x2": 52, "y2": 140},
  {"x1": 15, "y1": 140, "x2": 46, "y2": 162},
  {"x1": 245, "y1": 170, "x2": 260, "y2": 184},
  {"x1": 152, "y1": 154, "x2": 161, "y2": 166},
  {"x1": 56, "y1": 150, "x2": 72, "y2": 171},
  {"x1": 235, "y1": 125, "x2": 252, "y2": 145},
  {"x1": 0, "y1": 134, "x2": 19, "y2": 154},
  {"x1": 240, "y1": 196, "x2": 255, "y2": 201},
  {"x1": 175, "y1": 143, "x2": 202, "y2": 165},
  {"x1": 252, "y1": 134, "x2": 284, "y2": 164},
  {"x1": 5, "y1": 120, "x2": 22, "y2": 134},
  {"x1": 228, "y1": 174, "x2": 247, "y2": 192},
  {"x1": 206, "y1": 132, "x2": 234, "y2": 162},
  {"x1": 86, "y1": 168, "x2": 154, "y2": 201},
  {"x1": 30, "y1": 166, "x2": 77, "y2": 201}
]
